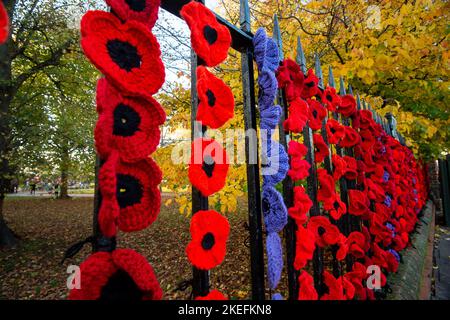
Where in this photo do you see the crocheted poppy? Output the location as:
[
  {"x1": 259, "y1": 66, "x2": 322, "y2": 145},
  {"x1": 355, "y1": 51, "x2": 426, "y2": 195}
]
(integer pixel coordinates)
[
  {"x1": 95, "y1": 78, "x2": 165, "y2": 162},
  {"x1": 307, "y1": 216, "x2": 340, "y2": 247},
  {"x1": 287, "y1": 141, "x2": 310, "y2": 181},
  {"x1": 301, "y1": 69, "x2": 321, "y2": 99},
  {"x1": 340, "y1": 276, "x2": 356, "y2": 300},
  {"x1": 186, "y1": 210, "x2": 230, "y2": 270},
  {"x1": 326, "y1": 119, "x2": 345, "y2": 145},
  {"x1": 348, "y1": 189, "x2": 370, "y2": 216},
  {"x1": 276, "y1": 59, "x2": 304, "y2": 102},
  {"x1": 320, "y1": 271, "x2": 344, "y2": 300},
  {"x1": 262, "y1": 140, "x2": 289, "y2": 186},
  {"x1": 267, "y1": 232, "x2": 283, "y2": 290},
  {"x1": 253, "y1": 28, "x2": 279, "y2": 73},
  {"x1": 80, "y1": 11, "x2": 165, "y2": 96},
  {"x1": 288, "y1": 186, "x2": 312, "y2": 225},
  {"x1": 195, "y1": 290, "x2": 228, "y2": 300},
  {"x1": 322, "y1": 86, "x2": 341, "y2": 112},
  {"x1": 317, "y1": 168, "x2": 336, "y2": 203},
  {"x1": 313, "y1": 134, "x2": 329, "y2": 163},
  {"x1": 257, "y1": 69, "x2": 278, "y2": 111},
  {"x1": 343, "y1": 156, "x2": 358, "y2": 180},
  {"x1": 339, "y1": 126, "x2": 360, "y2": 148},
  {"x1": 196, "y1": 66, "x2": 234, "y2": 129},
  {"x1": 262, "y1": 185, "x2": 288, "y2": 233},
  {"x1": 336, "y1": 94, "x2": 356, "y2": 117},
  {"x1": 105, "y1": 0, "x2": 160, "y2": 27},
  {"x1": 346, "y1": 231, "x2": 367, "y2": 258},
  {"x1": 294, "y1": 226, "x2": 316, "y2": 270},
  {"x1": 298, "y1": 271, "x2": 318, "y2": 300},
  {"x1": 260, "y1": 105, "x2": 282, "y2": 132},
  {"x1": 283, "y1": 97, "x2": 309, "y2": 133},
  {"x1": 0, "y1": 1, "x2": 9, "y2": 44},
  {"x1": 307, "y1": 99, "x2": 327, "y2": 131},
  {"x1": 180, "y1": 1, "x2": 231, "y2": 67},
  {"x1": 98, "y1": 152, "x2": 162, "y2": 236},
  {"x1": 323, "y1": 194, "x2": 347, "y2": 221},
  {"x1": 69, "y1": 249, "x2": 162, "y2": 300},
  {"x1": 188, "y1": 138, "x2": 229, "y2": 197},
  {"x1": 332, "y1": 154, "x2": 347, "y2": 180}
]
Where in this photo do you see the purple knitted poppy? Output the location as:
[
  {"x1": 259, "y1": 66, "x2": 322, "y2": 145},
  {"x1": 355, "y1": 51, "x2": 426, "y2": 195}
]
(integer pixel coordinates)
[
  {"x1": 384, "y1": 195, "x2": 392, "y2": 208},
  {"x1": 266, "y1": 232, "x2": 283, "y2": 290},
  {"x1": 383, "y1": 171, "x2": 390, "y2": 183},
  {"x1": 262, "y1": 184, "x2": 288, "y2": 233},
  {"x1": 253, "y1": 28, "x2": 279, "y2": 73},
  {"x1": 257, "y1": 69, "x2": 277, "y2": 111},
  {"x1": 262, "y1": 140, "x2": 289, "y2": 186},
  {"x1": 260, "y1": 105, "x2": 282, "y2": 132},
  {"x1": 272, "y1": 293, "x2": 283, "y2": 300}
]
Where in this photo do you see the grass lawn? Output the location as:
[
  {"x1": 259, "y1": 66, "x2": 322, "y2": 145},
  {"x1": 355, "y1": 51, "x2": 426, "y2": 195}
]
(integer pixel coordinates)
[{"x1": 0, "y1": 197, "x2": 274, "y2": 300}]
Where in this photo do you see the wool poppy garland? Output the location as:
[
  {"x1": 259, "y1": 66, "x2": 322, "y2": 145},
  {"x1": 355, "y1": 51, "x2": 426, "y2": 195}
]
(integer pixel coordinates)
[
  {"x1": 196, "y1": 66, "x2": 234, "y2": 129},
  {"x1": 80, "y1": 10, "x2": 165, "y2": 96},
  {"x1": 253, "y1": 28, "x2": 279, "y2": 73},
  {"x1": 69, "y1": 249, "x2": 162, "y2": 300},
  {"x1": 276, "y1": 59, "x2": 304, "y2": 102},
  {"x1": 0, "y1": 1, "x2": 8, "y2": 44},
  {"x1": 95, "y1": 78, "x2": 166, "y2": 162},
  {"x1": 105, "y1": 0, "x2": 160, "y2": 28},
  {"x1": 188, "y1": 138, "x2": 229, "y2": 197},
  {"x1": 180, "y1": 1, "x2": 231, "y2": 67},
  {"x1": 261, "y1": 140, "x2": 289, "y2": 186},
  {"x1": 186, "y1": 210, "x2": 230, "y2": 270},
  {"x1": 98, "y1": 152, "x2": 162, "y2": 237}
]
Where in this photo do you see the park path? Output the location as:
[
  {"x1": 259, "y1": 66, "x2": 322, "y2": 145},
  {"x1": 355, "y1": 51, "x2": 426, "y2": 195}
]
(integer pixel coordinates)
[
  {"x1": 432, "y1": 226, "x2": 450, "y2": 300},
  {"x1": 6, "y1": 191, "x2": 94, "y2": 198}
]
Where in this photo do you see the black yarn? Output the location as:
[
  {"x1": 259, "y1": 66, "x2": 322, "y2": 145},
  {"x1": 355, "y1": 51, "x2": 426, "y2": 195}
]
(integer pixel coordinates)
[
  {"x1": 107, "y1": 39, "x2": 141, "y2": 72},
  {"x1": 203, "y1": 25, "x2": 218, "y2": 45},
  {"x1": 113, "y1": 103, "x2": 141, "y2": 137},
  {"x1": 100, "y1": 270, "x2": 143, "y2": 301},
  {"x1": 125, "y1": 0, "x2": 146, "y2": 12},
  {"x1": 116, "y1": 174, "x2": 143, "y2": 208}
]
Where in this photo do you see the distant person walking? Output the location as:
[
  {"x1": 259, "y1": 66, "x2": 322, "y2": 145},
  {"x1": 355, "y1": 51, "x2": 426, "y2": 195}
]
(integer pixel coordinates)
[{"x1": 30, "y1": 181, "x2": 36, "y2": 195}]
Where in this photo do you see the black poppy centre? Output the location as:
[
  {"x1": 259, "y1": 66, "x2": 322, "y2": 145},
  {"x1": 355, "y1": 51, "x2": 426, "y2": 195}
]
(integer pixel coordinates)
[
  {"x1": 318, "y1": 226, "x2": 326, "y2": 236},
  {"x1": 202, "y1": 155, "x2": 215, "y2": 178},
  {"x1": 107, "y1": 39, "x2": 142, "y2": 72},
  {"x1": 113, "y1": 103, "x2": 141, "y2": 137},
  {"x1": 125, "y1": 0, "x2": 146, "y2": 12},
  {"x1": 312, "y1": 109, "x2": 318, "y2": 118},
  {"x1": 333, "y1": 201, "x2": 340, "y2": 210},
  {"x1": 100, "y1": 269, "x2": 143, "y2": 300},
  {"x1": 326, "y1": 94, "x2": 333, "y2": 102},
  {"x1": 116, "y1": 174, "x2": 143, "y2": 208},
  {"x1": 201, "y1": 232, "x2": 215, "y2": 250},
  {"x1": 306, "y1": 81, "x2": 315, "y2": 88},
  {"x1": 206, "y1": 89, "x2": 216, "y2": 107},
  {"x1": 203, "y1": 25, "x2": 218, "y2": 45}
]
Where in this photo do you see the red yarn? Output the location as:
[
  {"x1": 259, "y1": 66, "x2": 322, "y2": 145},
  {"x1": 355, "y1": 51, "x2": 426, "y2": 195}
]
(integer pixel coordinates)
[
  {"x1": 294, "y1": 226, "x2": 316, "y2": 270},
  {"x1": 180, "y1": 1, "x2": 231, "y2": 67},
  {"x1": 276, "y1": 59, "x2": 304, "y2": 102},
  {"x1": 95, "y1": 78, "x2": 165, "y2": 163},
  {"x1": 339, "y1": 126, "x2": 361, "y2": 148},
  {"x1": 287, "y1": 141, "x2": 310, "y2": 181},
  {"x1": 80, "y1": 11, "x2": 165, "y2": 96},
  {"x1": 301, "y1": 69, "x2": 321, "y2": 99},
  {"x1": 99, "y1": 152, "x2": 162, "y2": 236},
  {"x1": 105, "y1": 0, "x2": 160, "y2": 28},
  {"x1": 336, "y1": 94, "x2": 356, "y2": 117},
  {"x1": 325, "y1": 118, "x2": 345, "y2": 145},
  {"x1": 283, "y1": 97, "x2": 309, "y2": 133},
  {"x1": 322, "y1": 86, "x2": 341, "y2": 111},
  {"x1": 195, "y1": 290, "x2": 228, "y2": 300},
  {"x1": 186, "y1": 210, "x2": 230, "y2": 270},
  {"x1": 313, "y1": 133, "x2": 329, "y2": 163},
  {"x1": 307, "y1": 216, "x2": 340, "y2": 247},
  {"x1": 288, "y1": 186, "x2": 312, "y2": 225},
  {"x1": 320, "y1": 271, "x2": 344, "y2": 300},
  {"x1": 188, "y1": 138, "x2": 229, "y2": 197},
  {"x1": 307, "y1": 99, "x2": 327, "y2": 131},
  {"x1": 348, "y1": 189, "x2": 370, "y2": 217},
  {"x1": 298, "y1": 271, "x2": 318, "y2": 300},
  {"x1": 69, "y1": 249, "x2": 162, "y2": 300},
  {"x1": 0, "y1": 1, "x2": 9, "y2": 44},
  {"x1": 196, "y1": 66, "x2": 234, "y2": 129}
]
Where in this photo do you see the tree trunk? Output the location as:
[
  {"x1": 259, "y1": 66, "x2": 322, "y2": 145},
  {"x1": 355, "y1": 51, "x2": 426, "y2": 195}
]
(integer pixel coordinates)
[
  {"x1": 0, "y1": 0, "x2": 18, "y2": 248},
  {"x1": 58, "y1": 146, "x2": 70, "y2": 199}
]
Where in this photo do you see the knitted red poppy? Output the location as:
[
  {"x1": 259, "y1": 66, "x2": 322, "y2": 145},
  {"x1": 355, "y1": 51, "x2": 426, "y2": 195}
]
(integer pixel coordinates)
[
  {"x1": 287, "y1": 141, "x2": 310, "y2": 181},
  {"x1": 307, "y1": 216, "x2": 340, "y2": 247},
  {"x1": 313, "y1": 134, "x2": 329, "y2": 163},
  {"x1": 196, "y1": 66, "x2": 234, "y2": 129},
  {"x1": 195, "y1": 290, "x2": 228, "y2": 300},
  {"x1": 343, "y1": 156, "x2": 358, "y2": 180},
  {"x1": 301, "y1": 69, "x2": 321, "y2": 99},
  {"x1": 95, "y1": 79, "x2": 165, "y2": 162},
  {"x1": 294, "y1": 226, "x2": 316, "y2": 270},
  {"x1": 348, "y1": 189, "x2": 370, "y2": 217},
  {"x1": 332, "y1": 154, "x2": 347, "y2": 180},
  {"x1": 326, "y1": 119, "x2": 345, "y2": 145},
  {"x1": 188, "y1": 138, "x2": 229, "y2": 197},
  {"x1": 105, "y1": 0, "x2": 160, "y2": 28},
  {"x1": 276, "y1": 59, "x2": 304, "y2": 102},
  {"x1": 340, "y1": 275, "x2": 356, "y2": 300},
  {"x1": 289, "y1": 186, "x2": 312, "y2": 225},
  {"x1": 0, "y1": 1, "x2": 8, "y2": 44},
  {"x1": 323, "y1": 194, "x2": 347, "y2": 221},
  {"x1": 336, "y1": 94, "x2": 356, "y2": 117},
  {"x1": 344, "y1": 262, "x2": 367, "y2": 300},
  {"x1": 346, "y1": 231, "x2": 367, "y2": 258},
  {"x1": 339, "y1": 126, "x2": 360, "y2": 148},
  {"x1": 307, "y1": 99, "x2": 327, "y2": 131},
  {"x1": 320, "y1": 271, "x2": 344, "y2": 300},
  {"x1": 322, "y1": 86, "x2": 341, "y2": 112},
  {"x1": 317, "y1": 168, "x2": 336, "y2": 203},
  {"x1": 80, "y1": 11, "x2": 165, "y2": 96},
  {"x1": 283, "y1": 97, "x2": 309, "y2": 133},
  {"x1": 69, "y1": 249, "x2": 162, "y2": 300},
  {"x1": 180, "y1": 1, "x2": 231, "y2": 67},
  {"x1": 98, "y1": 152, "x2": 162, "y2": 237},
  {"x1": 186, "y1": 210, "x2": 230, "y2": 270},
  {"x1": 298, "y1": 271, "x2": 318, "y2": 300}
]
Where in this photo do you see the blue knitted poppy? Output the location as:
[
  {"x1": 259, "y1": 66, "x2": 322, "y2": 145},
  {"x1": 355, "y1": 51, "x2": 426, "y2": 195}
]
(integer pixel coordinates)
[
  {"x1": 262, "y1": 140, "x2": 289, "y2": 186},
  {"x1": 266, "y1": 232, "x2": 283, "y2": 290},
  {"x1": 253, "y1": 28, "x2": 279, "y2": 73},
  {"x1": 257, "y1": 69, "x2": 277, "y2": 111},
  {"x1": 262, "y1": 185, "x2": 288, "y2": 233},
  {"x1": 260, "y1": 105, "x2": 282, "y2": 132}
]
